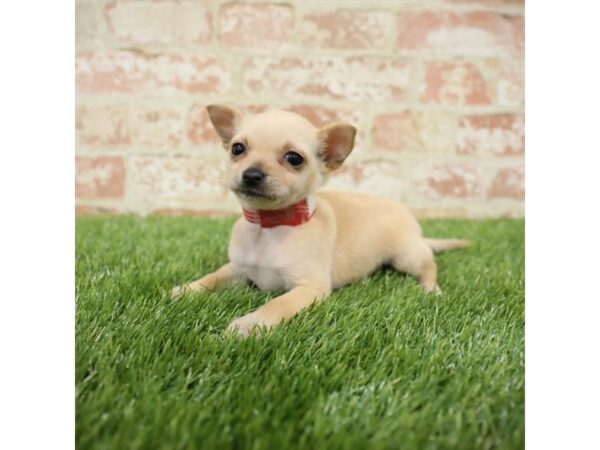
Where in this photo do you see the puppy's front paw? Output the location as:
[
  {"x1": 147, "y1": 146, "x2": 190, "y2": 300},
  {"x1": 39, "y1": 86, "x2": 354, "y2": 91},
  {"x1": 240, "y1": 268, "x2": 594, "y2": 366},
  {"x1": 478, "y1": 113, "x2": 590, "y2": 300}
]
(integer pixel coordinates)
[
  {"x1": 171, "y1": 282, "x2": 211, "y2": 300},
  {"x1": 171, "y1": 284, "x2": 189, "y2": 300},
  {"x1": 227, "y1": 312, "x2": 272, "y2": 337}
]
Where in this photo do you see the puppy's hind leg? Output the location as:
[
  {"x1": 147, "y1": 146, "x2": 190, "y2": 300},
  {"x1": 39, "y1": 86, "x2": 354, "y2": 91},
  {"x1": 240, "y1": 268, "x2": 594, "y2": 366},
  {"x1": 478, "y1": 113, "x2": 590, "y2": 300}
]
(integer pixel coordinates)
[{"x1": 390, "y1": 239, "x2": 441, "y2": 294}]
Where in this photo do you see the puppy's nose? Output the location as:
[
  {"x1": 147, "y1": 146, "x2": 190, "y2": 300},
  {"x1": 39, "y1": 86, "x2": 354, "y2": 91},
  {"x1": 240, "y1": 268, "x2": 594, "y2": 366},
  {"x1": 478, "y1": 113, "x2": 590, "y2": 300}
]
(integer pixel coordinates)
[{"x1": 242, "y1": 168, "x2": 265, "y2": 186}]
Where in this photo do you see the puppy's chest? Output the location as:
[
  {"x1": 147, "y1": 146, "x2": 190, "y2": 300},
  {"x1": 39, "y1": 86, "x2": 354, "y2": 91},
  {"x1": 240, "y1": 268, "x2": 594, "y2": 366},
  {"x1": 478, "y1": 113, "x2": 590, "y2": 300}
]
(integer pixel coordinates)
[{"x1": 229, "y1": 226, "x2": 296, "y2": 291}]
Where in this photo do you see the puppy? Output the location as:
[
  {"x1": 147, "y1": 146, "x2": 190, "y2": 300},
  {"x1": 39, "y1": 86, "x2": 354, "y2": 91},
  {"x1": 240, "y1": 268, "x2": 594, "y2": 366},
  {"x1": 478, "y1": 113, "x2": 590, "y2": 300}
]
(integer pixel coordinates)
[{"x1": 172, "y1": 105, "x2": 470, "y2": 336}]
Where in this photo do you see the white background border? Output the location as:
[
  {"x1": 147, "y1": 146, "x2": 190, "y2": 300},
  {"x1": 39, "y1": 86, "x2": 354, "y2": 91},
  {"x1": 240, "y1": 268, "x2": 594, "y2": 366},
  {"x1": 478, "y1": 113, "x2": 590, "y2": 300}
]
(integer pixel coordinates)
[
  {"x1": 526, "y1": 1, "x2": 600, "y2": 449},
  {"x1": 0, "y1": 2, "x2": 74, "y2": 450}
]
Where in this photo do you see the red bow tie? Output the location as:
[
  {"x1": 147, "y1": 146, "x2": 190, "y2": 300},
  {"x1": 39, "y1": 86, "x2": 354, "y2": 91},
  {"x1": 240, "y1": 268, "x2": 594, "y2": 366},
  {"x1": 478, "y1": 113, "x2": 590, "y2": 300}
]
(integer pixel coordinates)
[{"x1": 242, "y1": 198, "x2": 315, "y2": 228}]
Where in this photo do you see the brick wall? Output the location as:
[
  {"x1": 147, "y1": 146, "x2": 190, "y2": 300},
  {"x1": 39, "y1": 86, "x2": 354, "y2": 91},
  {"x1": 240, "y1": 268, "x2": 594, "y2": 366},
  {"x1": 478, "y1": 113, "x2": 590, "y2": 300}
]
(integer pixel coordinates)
[{"x1": 76, "y1": 0, "x2": 524, "y2": 218}]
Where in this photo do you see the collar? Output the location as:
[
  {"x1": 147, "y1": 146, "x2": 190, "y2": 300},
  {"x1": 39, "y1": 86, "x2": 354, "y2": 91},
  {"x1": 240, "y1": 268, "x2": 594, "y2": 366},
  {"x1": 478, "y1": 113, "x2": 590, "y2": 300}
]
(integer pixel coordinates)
[{"x1": 242, "y1": 196, "x2": 316, "y2": 228}]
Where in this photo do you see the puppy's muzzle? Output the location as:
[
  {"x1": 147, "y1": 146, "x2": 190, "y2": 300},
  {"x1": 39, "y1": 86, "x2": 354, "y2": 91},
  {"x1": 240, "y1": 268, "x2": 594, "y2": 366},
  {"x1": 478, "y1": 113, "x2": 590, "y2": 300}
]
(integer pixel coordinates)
[{"x1": 242, "y1": 168, "x2": 266, "y2": 187}]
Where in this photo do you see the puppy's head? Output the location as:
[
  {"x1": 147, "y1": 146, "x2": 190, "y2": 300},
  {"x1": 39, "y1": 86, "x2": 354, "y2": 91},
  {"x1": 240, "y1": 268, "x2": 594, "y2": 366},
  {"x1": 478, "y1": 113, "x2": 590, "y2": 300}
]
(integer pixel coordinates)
[{"x1": 206, "y1": 104, "x2": 356, "y2": 210}]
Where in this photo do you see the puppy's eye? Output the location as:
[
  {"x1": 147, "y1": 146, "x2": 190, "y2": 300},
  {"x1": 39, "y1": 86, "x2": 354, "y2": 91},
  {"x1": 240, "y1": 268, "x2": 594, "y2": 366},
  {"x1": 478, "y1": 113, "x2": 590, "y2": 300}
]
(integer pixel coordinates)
[
  {"x1": 231, "y1": 143, "x2": 246, "y2": 156},
  {"x1": 284, "y1": 151, "x2": 304, "y2": 167}
]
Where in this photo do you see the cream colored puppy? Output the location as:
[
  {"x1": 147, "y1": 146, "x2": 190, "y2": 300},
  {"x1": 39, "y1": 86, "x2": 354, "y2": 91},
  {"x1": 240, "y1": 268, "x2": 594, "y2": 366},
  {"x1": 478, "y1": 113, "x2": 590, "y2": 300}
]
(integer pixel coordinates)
[{"x1": 172, "y1": 105, "x2": 469, "y2": 336}]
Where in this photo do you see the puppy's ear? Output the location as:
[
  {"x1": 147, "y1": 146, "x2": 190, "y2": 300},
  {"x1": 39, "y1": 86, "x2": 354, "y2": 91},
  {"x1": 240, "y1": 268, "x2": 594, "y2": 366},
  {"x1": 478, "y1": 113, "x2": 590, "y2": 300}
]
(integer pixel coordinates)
[
  {"x1": 206, "y1": 104, "x2": 243, "y2": 146},
  {"x1": 317, "y1": 122, "x2": 357, "y2": 170}
]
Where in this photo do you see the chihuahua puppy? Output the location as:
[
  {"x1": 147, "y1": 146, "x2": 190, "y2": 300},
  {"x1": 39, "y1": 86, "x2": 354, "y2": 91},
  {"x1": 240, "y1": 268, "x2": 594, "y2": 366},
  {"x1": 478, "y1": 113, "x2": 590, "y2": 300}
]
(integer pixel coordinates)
[{"x1": 172, "y1": 105, "x2": 470, "y2": 336}]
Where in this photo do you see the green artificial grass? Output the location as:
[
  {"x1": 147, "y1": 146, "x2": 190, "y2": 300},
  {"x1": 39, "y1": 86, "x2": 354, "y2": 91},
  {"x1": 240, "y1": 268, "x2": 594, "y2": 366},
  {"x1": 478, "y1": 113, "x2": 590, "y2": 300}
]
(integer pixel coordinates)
[{"x1": 76, "y1": 216, "x2": 524, "y2": 450}]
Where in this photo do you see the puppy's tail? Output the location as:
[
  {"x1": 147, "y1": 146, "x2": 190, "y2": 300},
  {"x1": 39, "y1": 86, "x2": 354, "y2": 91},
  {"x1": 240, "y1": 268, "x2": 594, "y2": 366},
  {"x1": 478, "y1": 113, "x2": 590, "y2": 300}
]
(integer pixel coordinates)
[{"x1": 424, "y1": 238, "x2": 471, "y2": 253}]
